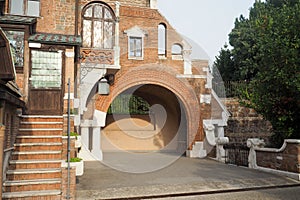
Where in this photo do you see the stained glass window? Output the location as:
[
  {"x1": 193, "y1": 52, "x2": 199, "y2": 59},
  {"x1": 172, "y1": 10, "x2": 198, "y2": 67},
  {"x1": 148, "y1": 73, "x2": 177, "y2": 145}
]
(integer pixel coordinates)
[
  {"x1": 30, "y1": 50, "x2": 62, "y2": 88},
  {"x1": 4, "y1": 30, "x2": 25, "y2": 68},
  {"x1": 82, "y1": 3, "x2": 115, "y2": 49}
]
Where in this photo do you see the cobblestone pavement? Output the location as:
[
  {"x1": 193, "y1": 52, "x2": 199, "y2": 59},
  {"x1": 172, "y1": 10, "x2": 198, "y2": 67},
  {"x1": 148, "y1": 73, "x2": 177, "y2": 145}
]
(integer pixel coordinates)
[{"x1": 76, "y1": 154, "x2": 300, "y2": 200}]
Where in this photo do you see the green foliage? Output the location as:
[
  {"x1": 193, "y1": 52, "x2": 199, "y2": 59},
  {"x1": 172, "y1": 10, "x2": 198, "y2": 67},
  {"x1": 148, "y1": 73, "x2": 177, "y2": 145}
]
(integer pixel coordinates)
[
  {"x1": 215, "y1": 0, "x2": 300, "y2": 146},
  {"x1": 69, "y1": 157, "x2": 82, "y2": 162},
  {"x1": 213, "y1": 44, "x2": 238, "y2": 81},
  {"x1": 107, "y1": 95, "x2": 150, "y2": 115},
  {"x1": 64, "y1": 131, "x2": 78, "y2": 137}
]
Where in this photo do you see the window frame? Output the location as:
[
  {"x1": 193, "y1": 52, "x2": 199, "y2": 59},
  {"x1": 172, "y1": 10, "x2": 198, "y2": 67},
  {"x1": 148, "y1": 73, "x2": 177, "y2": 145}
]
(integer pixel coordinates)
[
  {"x1": 158, "y1": 23, "x2": 167, "y2": 57},
  {"x1": 9, "y1": 0, "x2": 40, "y2": 17},
  {"x1": 82, "y1": 2, "x2": 116, "y2": 49},
  {"x1": 172, "y1": 43, "x2": 183, "y2": 60},
  {"x1": 129, "y1": 36, "x2": 143, "y2": 59},
  {"x1": 124, "y1": 26, "x2": 147, "y2": 60}
]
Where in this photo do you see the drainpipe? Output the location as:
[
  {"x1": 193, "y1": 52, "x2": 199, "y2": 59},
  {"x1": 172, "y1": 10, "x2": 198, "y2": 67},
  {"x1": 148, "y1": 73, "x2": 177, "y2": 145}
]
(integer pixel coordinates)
[
  {"x1": 75, "y1": 0, "x2": 79, "y2": 37},
  {"x1": 74, "y1": 0, "x2": 80, "y2": 98},
  {"x1": 0, "y1": 125, "x2": 5, "y2": 199}
]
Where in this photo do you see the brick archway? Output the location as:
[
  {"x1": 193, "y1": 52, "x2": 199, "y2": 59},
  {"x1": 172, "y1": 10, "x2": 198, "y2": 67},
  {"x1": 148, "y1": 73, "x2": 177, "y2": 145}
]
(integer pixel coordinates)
[{"x1": 95, "y1": 64, "x2": 203, "y2": 149}]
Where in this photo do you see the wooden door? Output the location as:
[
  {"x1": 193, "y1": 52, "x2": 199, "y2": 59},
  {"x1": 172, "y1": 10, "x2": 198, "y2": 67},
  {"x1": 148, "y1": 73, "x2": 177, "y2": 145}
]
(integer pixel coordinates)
[{"x1": 28, "y1": 49, "x2": 64, "y2": 115}]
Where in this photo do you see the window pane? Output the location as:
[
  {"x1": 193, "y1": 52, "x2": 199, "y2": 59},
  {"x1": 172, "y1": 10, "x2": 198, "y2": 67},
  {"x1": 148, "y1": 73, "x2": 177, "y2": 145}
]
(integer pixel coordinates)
[
  {"x1": 158, "y1": 24, "x2": 166, "y2": 55},
  {"x1": 84, "y1": 6, "x2": 93, "y2": 17},
  {"x1": 4, "y1": 30, "x2": 24, "y2": 67},
  {"x1": 31, "y1": 50, "x2": 62, "y2": 88},
  {"x1": 135, "y1": 39, "x2": 142, "y2": 57},
  {"x1": 104, "y1": 8, "x2": 112, "y2": 19},
  {"x1": 83, "y1": 20, "x2": 92, "y2": 47},
  {"x1": 27, "y1": 0, "x2": 40, "y2": 16},
  {"x1": 93, "y1": 21, "x2": 102, "y2": 48},
  {"x1": 129, "y1": 38, "x2": 135, "y2": 57},
  {"x1": 10, "y1": 0, "x2": 24, "y2": 15},
  {"x1": 94, "y1": 5, "x2": 102, "y2": 18},
  {"x1": 104, "y1": 22, "x2": 113, "y2": 49},
  {"x1": 172, "y1": 44, "x2": 183, "y2": 55}
]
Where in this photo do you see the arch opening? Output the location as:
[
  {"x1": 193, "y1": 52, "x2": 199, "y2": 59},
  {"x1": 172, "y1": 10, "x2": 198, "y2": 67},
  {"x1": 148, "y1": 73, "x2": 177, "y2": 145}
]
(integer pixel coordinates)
[{"x1": 102, "y1": 84, "x2": 188, "y2": 154}]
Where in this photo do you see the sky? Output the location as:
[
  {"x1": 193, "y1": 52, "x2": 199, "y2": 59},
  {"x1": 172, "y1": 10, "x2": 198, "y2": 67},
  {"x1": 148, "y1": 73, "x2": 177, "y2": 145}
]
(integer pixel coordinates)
[{"x1": 157, "y1": 0, "x2": 257, "y2": 63}]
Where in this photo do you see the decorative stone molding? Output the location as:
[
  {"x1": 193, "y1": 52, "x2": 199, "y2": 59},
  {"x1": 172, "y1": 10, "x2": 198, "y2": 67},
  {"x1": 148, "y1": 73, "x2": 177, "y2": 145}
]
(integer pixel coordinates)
[
  {"x1": 80, "y1": 49, "x2": 114, "y2": 65},
  {"x1": 200, "y1": 94, "x2": 211, "y2": 104},
  {"x1": 150, "y1": 0, "x2": 158, "y2": 9}
]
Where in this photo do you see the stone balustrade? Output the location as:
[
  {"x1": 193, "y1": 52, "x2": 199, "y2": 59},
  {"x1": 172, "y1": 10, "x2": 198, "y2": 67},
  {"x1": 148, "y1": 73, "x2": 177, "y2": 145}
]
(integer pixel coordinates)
[{"x1": 247, "y1": 138, "x2": 300, "y2": 180}]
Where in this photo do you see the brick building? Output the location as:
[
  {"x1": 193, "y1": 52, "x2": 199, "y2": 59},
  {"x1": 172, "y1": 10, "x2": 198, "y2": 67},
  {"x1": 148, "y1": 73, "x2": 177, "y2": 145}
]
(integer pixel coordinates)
[{"x1": 0, "y1": 0, "x2": 228, "y2": 198}]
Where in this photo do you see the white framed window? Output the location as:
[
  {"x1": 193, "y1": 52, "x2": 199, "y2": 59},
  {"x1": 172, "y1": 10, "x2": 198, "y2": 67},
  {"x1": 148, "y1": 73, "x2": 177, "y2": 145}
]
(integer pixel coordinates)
[
  {"x1": 158, "y1": 23, "x2": 166, "y2": 57},
  {"x1": 172, "y1": 43, "x2": 183, "y2": 60},
  {"x1": 125, "y1": 26, "x2": 147, "y2": 60},
  {"x1": 9, "y1": 0, "x2": 40, "y2": 17},
  {"x1": 129, "y1": 37, "x2": 142, "y2": 58}
]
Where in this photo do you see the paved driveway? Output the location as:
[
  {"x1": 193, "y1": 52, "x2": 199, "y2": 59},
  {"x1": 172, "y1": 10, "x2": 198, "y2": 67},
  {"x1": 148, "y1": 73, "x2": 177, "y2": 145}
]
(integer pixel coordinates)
[{"x1": 76, "y1": 154, "x2": 299, "y2": 200}]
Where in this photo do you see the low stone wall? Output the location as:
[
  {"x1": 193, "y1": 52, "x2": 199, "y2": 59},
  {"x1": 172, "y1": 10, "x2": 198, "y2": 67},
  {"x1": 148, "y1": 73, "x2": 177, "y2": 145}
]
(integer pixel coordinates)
[
  {"x1": 256, "y1": 140, "x2": 300, "y2": 173},
  {"x1": 247, "y1": 138, "x2": 300, "y2": 180}
]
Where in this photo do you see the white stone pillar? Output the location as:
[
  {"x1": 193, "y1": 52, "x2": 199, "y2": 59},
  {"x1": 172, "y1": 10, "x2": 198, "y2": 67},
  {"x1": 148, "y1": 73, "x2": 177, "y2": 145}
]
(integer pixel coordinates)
[
  {"x1": 183, "y1": 49, "x2": 192, "y2": 75},
  {"x1": 215, "y1": 126, "x2": 229, "y2": 162},
  {"x1": 91, "y1": 126, "x2": 103, "y2": 160},
  {"x1": 150, "y1": 0, "x2": 157, "y2": 9},
  {"x1": 80, "y1": 124, "x2": 90, "y2": 151},
  {"x1": 114, "y1": 1, "x2": 120, "y2": 68}
]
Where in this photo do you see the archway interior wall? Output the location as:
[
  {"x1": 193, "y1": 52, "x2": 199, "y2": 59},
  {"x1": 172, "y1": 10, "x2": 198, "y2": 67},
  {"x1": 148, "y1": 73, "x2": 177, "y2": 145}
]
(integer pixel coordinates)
[{"x1": 101, "y1": 84, "x2": 187, "y2": 152}]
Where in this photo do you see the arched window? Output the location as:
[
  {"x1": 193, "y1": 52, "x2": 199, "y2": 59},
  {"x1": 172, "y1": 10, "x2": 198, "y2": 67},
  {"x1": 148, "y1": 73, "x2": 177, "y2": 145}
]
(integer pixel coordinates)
[
  {"x1": 172, "y1": 43, "x2": 183, "y2": 60},
  {"x1": 82, "y1": 2, "x2": 115, "y2": 49},
  {"x1": 172, "y1": 43, "x2": 183, "y2": 55},
  {"x1": 158, "y1": 23, "x2": 166, "y2": 56}
]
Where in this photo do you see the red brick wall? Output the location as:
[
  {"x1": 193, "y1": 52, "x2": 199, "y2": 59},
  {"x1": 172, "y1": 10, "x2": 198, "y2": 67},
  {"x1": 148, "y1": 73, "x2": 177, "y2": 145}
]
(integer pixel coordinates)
[
  {"x1": 36, "y1": 0, "x2": 76, "y2": 34},
  {"x1": 61, "y1": 167, "x2": 76, "y2": 200},
  {"x1": 62, "y1": 137, "x2": 77, "y2": 161},
  {"x1": 256, "y1": 141, "x2": 300, "y2": 173},
  {"x1": 225, "y1": 98, "x2": 273, "y2": 146}
]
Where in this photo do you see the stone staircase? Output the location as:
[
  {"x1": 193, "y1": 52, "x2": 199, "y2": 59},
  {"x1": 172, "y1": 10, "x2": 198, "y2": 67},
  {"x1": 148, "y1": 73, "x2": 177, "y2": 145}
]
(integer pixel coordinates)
[{"x1": 2, "y1": 116, "x2": 64, "y2": 200}]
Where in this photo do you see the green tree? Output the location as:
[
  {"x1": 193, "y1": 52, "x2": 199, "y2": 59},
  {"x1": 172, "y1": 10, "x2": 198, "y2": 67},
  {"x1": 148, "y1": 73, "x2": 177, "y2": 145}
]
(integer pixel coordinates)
[{"x1": 215, "y1": 0, "x2": 300, "y2": 146}]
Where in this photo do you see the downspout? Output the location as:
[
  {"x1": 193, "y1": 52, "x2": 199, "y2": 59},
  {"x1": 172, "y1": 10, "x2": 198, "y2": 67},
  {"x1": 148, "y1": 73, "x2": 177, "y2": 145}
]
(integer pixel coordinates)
[
  {"x1": 74, "y1": 0, "x2": 79, "y2": 97},
  {"x1": 75, "y1": 0, "x2": 79, "y2": 37}
]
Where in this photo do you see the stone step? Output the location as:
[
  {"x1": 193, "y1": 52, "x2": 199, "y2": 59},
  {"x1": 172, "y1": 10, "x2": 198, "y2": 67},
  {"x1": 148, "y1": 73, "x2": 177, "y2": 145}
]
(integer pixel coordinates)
[
  {"x1": 12, "y1": 151, "x2": 62, "y2": 160},
  {"x1": 6, "y1": 168, "x2": 62, "y2": 181},
  {"x1": 2, "y1": 190, "x2": 61, "y2": 200},
  {"x1": 20, "y1": 121, "x2": 63, "y2": 129},
  {"x1": 14, "y1": 143, "x2": 62, "y2": 151},
  {"x1": 18, "y1": 128, "x2": 63, "y2": 136},
  {"x1": 3, "y1": 178, "x2": 61, "y2": 192},
  {"x1": 16, "y1": 135, "x2": 62, "y2": 143},
  {"x1": 9, "y1": 160, "x2": 62, "y2": 170},
  {"x1": 21, "y1": 115, "x2": 63, "y2": 123}
]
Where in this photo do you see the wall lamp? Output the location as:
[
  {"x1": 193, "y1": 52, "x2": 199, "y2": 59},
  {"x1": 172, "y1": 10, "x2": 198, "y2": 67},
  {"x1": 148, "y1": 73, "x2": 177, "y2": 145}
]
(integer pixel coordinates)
[{"x1": 98, "y1": 74, "x2": 114, "y2": 95}]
